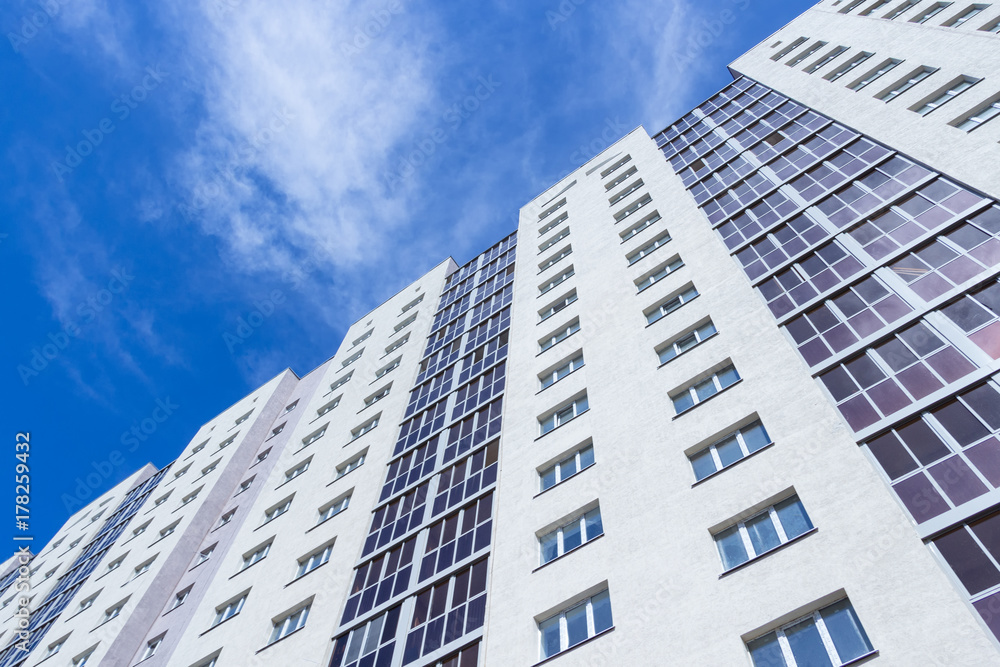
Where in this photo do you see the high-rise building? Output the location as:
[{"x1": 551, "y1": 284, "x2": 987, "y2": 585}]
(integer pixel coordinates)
[{"x1": 6, "y1": 1, "x2": 1000, "y2": 664}]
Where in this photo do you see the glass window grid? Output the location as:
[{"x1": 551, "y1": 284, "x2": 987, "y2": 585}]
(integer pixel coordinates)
[
  {"x1": 944, "y1": 278, "x2": 1000, "y2": 357},
  {"x1": 887, "y1": 204, "x2": 1000, "y2": 302},
  {"x1": 269, "y1": 605, "x2": 309, "y2": 644},
  {"x1": 735, "y1": 215, "x2": 832, "y2": 280},
  {"x1": 628, "y1": 231, "x2": 672, "y2": 265},
  {"x1": 539, "y1": 228, "x2": 570, "y2": 253},
  {"x1": 331, "y1": 606, "x2": 401, "y2": 667},
  {"x1": 396, "y1": 401, "x2": 449, "y2": 455},
  {"x1": 432, "y1": 440, "x2": 499, "y2": 516},
  {"x1": 805, "y1": 45, "x2": 848, "y2": 73},
  {"x1": 540, "y1": 319, "x2": 580, "y2": 352},
  {"x1": 407, "y1": 369, "x2": 454, "y2": 419},
  {"x1": 815, "y1": 156, "x2": 932, "y2": 231},
  {"x1": 538, "y1": 590, "x2": 613, "y2": 660},
  {"x1": 701, "y1": 172, "x2": 781, "y2": 225},
  {"x1": 453, "y1": 362, "x2": 506, "y2": 419},
  {"x1": 458, "y1": 331, "x2": 508, "y2": 384},
  {"x1": 866, "y1": 380, "x2": 1000, "y2": 524},
  {"x1": 540, "y1": 444, "x2": 595, "y2": 492},
  {"x1": 878, "y1": 66, "x2": 937, "y2": 102},
  {"x1": 754, "y1": 124, "x2": 859, "y2": 187},
  {"x1": 826, "y1": 51, "x2": 874, "y2": 82},
  {"x1": 672, "y1": 365, "x2": 741, "y2": 413},
  {"x1": 443, "y1": 398, "x2": 503, "y2": 464},
  {"x1": 911, "y1": 2, "x2": 953, "y2": 22},
  {"x1": 783, "y1": 138, "x2": 893, "y2": 211},
  {"x1": 362, "y1": 482, "x2": 429, "y2": 556},
  {"x1": 784, "y1": 275, "x2": 914, "y2": 366},
  {"x1": 539, "y1": 508, "x2": 603, "y2": 565},
  {"x1": 849, "y1": 58, "x2": 902, "y2": 91},
  {"x1": 659, "y1": 321, "x2": 718, "y2": 365},
  {"x1": 539, "y1": 266, "x2": 575, "y2": 296},
  {"x1": 819, "y1": 320, "x2": 979, "y2": 431},
  {"x1": 715, "y1": 496, "x2": 813, "y2": 570},
  {"x1": 320, "y1": 495, "x2": 351, "y2": 523},
  {"x1": 464, "y1": 308, "x2": 510, "y2": 355},
  {"x1": 605, "y1": 165, "x2": 638, "y2": 191},
  {"x1": 679, "y1": 142, "x2": 742, "y2": 188},
  {"x1": 402, "y1": 558, "x2": 489, "y2": 664},
  {"x1": 540, "y1": 395, "x2": 589, "y2": 435},
  {"x1": 620, "y1": 212, "x2": 661, "y2": 243},
  {"x1": 689, "y1": 421, "x2": 771, "y2": 481},
  {"x1": 540, "y1": 354, "x2": 584, "y2": 390},
  {"x1": 342, "y1": 537, "x2": 416, "y2": 623},
  {"x1": 382, "y1": 441, "x2": 438, "y2": 502},
  {"x1": 757, "y1": 241, "x2": 866, "y2": 318},
  {"x1": 420, "y1": 493, "x2": 493, "y2": 582},
  {"x1": 934, "y1": 507, "x2": 1000, "y2": 608},
  {"x1": 647, "y1": 286, "x2": 699, "y2": 325},
  {"x1": 539, "y1": 291, "x2": 577, "y2": 322},
  {"x1": 747, "y1": 599, "x2": 874, "y2": 667},
  {"x1": 417, "y1": 340, "x2": 462, "y2": 386}
]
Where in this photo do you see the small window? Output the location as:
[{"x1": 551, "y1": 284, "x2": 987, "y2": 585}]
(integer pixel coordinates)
[
  {"x1": 954, "y1": 95, "x2": 1000, "y2": 131},
  {"x1": 376, "y1": 358, "x2": 401, "y2": 378},
  {"x1": 715, "y1": 496, "x2": 813, "y2": 570},
  {"x1": 154, "y1": 493, "x2": 171, "y2": 507},
  {"x1": 201, "y1": 459, "x2": 220, "y2": 476},
  {"x1": 171, "y1": 586, "x2": 192, "y2": 610},
  {"x1": 212, "y1": 593, "x2": 247, "y2": 627},
  {"x1": 341, "y1": 349, "x2": 364, "y2": 369},
  {"x1": 285, "y1": 459, "x2": 311, "y2": 482},
  {"x1": 385, "y1": 334, "x2": 409, "y2": 354},
  {"x1": 318, "y1": 397, "x2": 341, "y2": 416},
  {"x1": 771, "y1": 37, "x2": 808, "y2": 62},
  {"x1": 912, "y1": 75, "x2": 978, "y2": 115},
  {"x1": 608, "y1": 178, "x2": 644, "y2": 205},
  {"x1": 636, "y1": 256, "x2": 684, "y2": 292},
  {"x1": 539, "y1": 266, "x2": 575, "y2": 296},
  {"x1": 613, "y1": 193, "x2": 652, "y2": 223},
  {"x1": 241, "y1": 541, "x2": 272, "y2": 571},
  {"x1": 283, "y1": 399, "x2": 299, "y2": 414},
  {"x1": 539, "y1": 507, "x2": 604, "y2": 564},
  {"x1": 979, "y1": 15, "x2": 1000, "y2": 32},
  {"x1": 132, "y1": 558, "x2": 155, "y2": 580},
  {"x1": 72, "y1": 649, "x2": 95, "y2": 667},
  {"x1": 604, "y1": 165, "x2": 638, "y2": 191},
  {"x1": 364, "y1": 385, "x2": 391, "y2": 407},
  {"x1": 540, "y1": 395, "x2": 589, "y2": 435},
  {"x1": 804, "y1": 45, "x2": 848, "y2": 73},
  {"x1": 173, "y1": 465, "x2": 191, "y2": 480},
  {"x1": 839, "y1": 0, "x2": 866, "y2": 11},
  {"x1": 79, "y1": 592, "x2": 99, "y2": 612},
  {"x1": 268, "y1": 604, "x2": 310, "y2": 644},
  {"x1": 394, "y1": 314, "x2": 417, "y2": 333},
  {"x1": 351, "y1": 330, "x2": 373, "y2": 347},
  {"x1": 195, "y1": 544, "x2": 216, "y2": 566},
  {"x1": 302, "y1": 424, "x2": 328, "y2": 447},
  {"x1": 319, "y1": 494, "x2": 351, "y2": 523},
  {"x1": 945, "y1": 4, "x2": 985, "y2": 27},
  {"x1": 330, "y1": 371, "x2": 353, "y2": 392},
  {"x1": 787, "y1": 41, "x2": 827, "y2": 67},
  {"x1": 646, "y1": 285, "x2": 699, "y2": 325},
  {"x1": 539, "y1": 212, "x2": 568, "y2": 237},
  {"x1": 848, "y1": 58, "x2": 902, "y2": 91},
  {"x1": 619, "y1": 211, "x2": 661, "y2": 243},
  {"x1": 296, "y1": 543, "x2": 334, "y2": 578},
  {"x1": 600, "y1": 154, "x2": 631, "y2": 178},
  {"x1": 539, "y1": 227, "x2": 570, "y2": 253},
  {"x1": 351, "y1": 415, "x2": 380, "y2": 440},
  {"x1": 217, "y1": 433, "x2": 238, "y2": 449},
  {"x1": 190, "y1": 440, "x2": 208, "y2": 456},
  {"x1": 910, "y1": 1, "x2": 952, "y2": 23},
  {"x1": 538, "y1": 198, "x2": 567, "y2": 220},
  {"x1": 672, "y1": 365, "x2": 741, "y2": 414},
  {"x1": 884, "y1": 0, "x2": 919, "y2": 19},
  {"x1": 255, "y1": 448, "x2": 271, "y2": 464},
  {"x1": 540, "y1": 443, "x2": 595, "y2": 492},
  {"x1": 236, "y1": 477, "x2": 255, "y2": 495},
  {"x1": 158, "y1": 521, "x2": 180, "y2": 539},
  {"x1": 44, "y1": 637, "x2": 66, "y2": 657},
  {"x1": 540, "y1": 319, "x2": 581, "y2": 353},
  {"x1": 538, "y1": 590, "x2": 614, "y2": 659},
  {"x1": 401, "y1": 294, "x2": 424, "y2": 313},
  {"x1": 131, "y1": 522, "x2": 151, "y2": 539},
  {"x1": 658, "y1": 321, "x2": 717, "y2": 365},
  {"x1": 270, "y1": 422, "x2": 286, "y2": 438},
  {"x1": 539, "y1": 290, "x2": 578, "y2": 323},
  {"x1": 336, "y1": 452, "x2": 366, "y2": 479},
  {"x1": 539, "y1": 245, "x2": 573, "y2": 273},
  {"x1": 690, "y1": 420, "x2": 772, "y2": 481},
  {"x1": 107, "y1": 555, "x2": 126, "y2": 572},
  {"x1": 627, "y1": 231, "x2": 671, "y2": 265},
  {"x1": 105, "y1": 600, "x2": 126, "y2": 621},
  {"x1": 825, "y1": 51, "x2": 873, "y2": 82},
  {"x1": 540, "y1": 353, "x2": 585, "y2": 390},
  {"x1": 859, "y1": 0, "x2": 890, "y2": 15},
  {"x1": 747, "y1": 599, "x2": 874, "y2": 666},
  {"x1": 264, "y1": 498, "x2": 293, "y2": 524},
  {"x1": 180, "y1": 488, "x2": 202, "y2": 507},
  {"x1": 140, "y1": 636, "x2": 163, "y2": 661},
  {"x1": 234, "y1": 410, "x2": 253, "y2": 426},
  {"x1": 877, "y1": 66, "x2": 937, "y2": 102},
  {"x1": 218, "y1": 509, "x2": 237, "y2": 527}
]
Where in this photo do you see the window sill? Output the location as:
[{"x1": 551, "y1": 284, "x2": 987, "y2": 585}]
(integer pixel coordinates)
[
  {"x1": 532, "y1": 626, "x2": 616, "y2": 667},
  {"x1": 535, "y1": 365, "x2": 585, "y2": 396},
  {"x1": 305, "y1": 509, "x2": 349, "y2": 534},
  {"x1": 346, "y1": 427, "x2": 378, "y2": 447},
  {"x1": 254, "y1": 515, "x2": 287, "y2": 532},
  {"x1": 255, "y1": 626, "x2": 307, "y2": 653},
  {"x1": 199, "y1": 612, "x2": 241, "y2": 637},
  {"x1": 718, "y1": 527, "x2": 818, "y2": 578},
  {"x1": 656, "y1": 330, "x2": 718, "y2": 367},
  {"x1": 230, "y1": 558, "x2": 266, "y2": 580},
  {"x1": 534, "y1": 409, "x2": 590, "y2": 442},
  {"x1": 671, "y1": 379, "x2": 742, "y2": 420},
  {"x1": 691, "y1": 442, "x2": 775, "y2": 488},
  {"x1": 533, "y1": 463, "x2": 595, "y2": 499},
  {"x1": 532, "y1": 533, "x2": 604, "y2": 573},
  {"x1": 327, "y1": 465, "x2": 364, "y2": 487},
  {"x1": 841, "y1": 650, "x2": 879, "y2": 666},
  {"x1": 284, "y1": 560, "x2": 329, "y2": 587}
]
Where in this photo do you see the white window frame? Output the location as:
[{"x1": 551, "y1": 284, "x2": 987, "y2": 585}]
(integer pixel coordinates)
[
  {"x1": 910, "y1": 1, "x2": 952, "y2": 23},
  {"x1": 336, "y1": 453, "x2": 366, "y2": 479},
  {"x1": 319, "y1": 494, "x2": 351, "y2": 523},
  {"x1": 956, "y1": 96, "x2": 1000, "y2": 131},
  {"x1": 540, "y1": 395, "x2": 589, "y2": 435},
  {"x1": 627, "y1": 231, "x2": 671, "y2": 265},
  {"x1": 636, "y1": 257, "x2": 684, "y2": 292},
  {"x1": 658, "y1": 321, "x2": 717, "y2": 365},
  {"x1": 394, "y1": 314, "x2": 417, "y2": 333},
  {"x1": 848, "y1": 58, "x2": 902, "y2": 91},
  {"x1": 540, "y1": 444, "x2": 595, "y2": 492},
  {"x1": 538, "y1": 590, "x2": 613, "y2": 659},
  {"x1": 672, "y1": 365, "x2": 741, "y2": 414},
  {"x1": 913, "y1": 76, "x2": 978, "y2": 115},
  {"x1": 714, "y1": 496, "x2": 813, "y2": 571},
  {"x1": 825, "y1": 51, "x2": 873, "y2": 82},
  {"x1": 212, "y1": 593, "x2": 247, "y2": 627},
  {"x1": 539, "y1": 246, "x2": 573, "y2": 273},
  {"x1": 539, "y1": 507, "x2": 603, "y2": 565},
  {"x1": 241, "y1": 542, "x2": 271, "y2": 571},
  {"x1": 218, "y1": 509, "x2": 236, "y2": 527},
  {"x1": 341, "y1": 349, "x2": 364, "y2": 369},
  {"x1": 351, "y1": 415, "x2": 380, "y2": 441},
  {"x1": 538, "y1": 212, "x2": 569, "y2": 237},
  {"x1": 263, "y1": 498, "x2": 293, "y2": 524},
  {"x1": 646, "y1": 286, "x2": 699, "y2": 325},
  {"x1": 540, "y1": 319, "x2": 581, "y2": 353},
  {"x1": 236, "y1": 476, "x2": 255, "y2": 495},
  {"x1": 171, "y1": 587, "x2": 191, "y2": 610},
  {"x1": 268, "y1": 604, "x2": 310, "y2": 645},
  {"x1": 364, "y1": 385, "x2": 391, "y2": 407},
  {"x1": 620, "y1": 211, "x2": 661, "y2": 243},
  {"x1": 195, "y1": 544, "x2": 215, "y2": 566},
  {"x1": 540, "y1": 354, "x2": 585, "y2": 390},
  {"x1": 787, "y1": 40, "x2": 827, "y2": 66},
  {"x1": 746, "y1": 599, "x2": 874, "y2": 666},
  {"x1": 804, "y1": 45, "x2": 848, "y2": 73},
  {"x1": 539, "y1": 266, "x2": 575, "y2": 296},
  {"x1": 302, "y1": 424, "x2": 328, "y2": 447},
  {"x1": 600, "y1": 154, "x2": 631, "y2": 178},
  {"x1": 604, "y1": 165, "x2": 637, "y2": 191},
  {"x1": 877, "y1": 66, "x2": 937, "y2": 102},
  {"x1": 608, "y1": 178, "x2": 644, "y2": 205},
  {"x1": 385, "y1": 334, "x2": 409, "y2": 354},
  {"x1": 884, "y1": 0, "x2": 919, "y2": 19},
  {"x1": 539, "y1": 290, "x2": 578, "y2": 323},
  {"x1": 296, "y1": 544, "x2": 333, "y2": 578},
  {"x1": 946, "y1": 4, "x2": 985, "y2": 26},
  {"x1": 539, "y1": 227, "x2": 570, "y2": 253},
  {"x1": 318, "y1": 397, "x2": 341, "y2": 416},
  {"x1": 689, "y1": 421, "x2": 771, "y2": 481},
  {"x1": 351, "y1": 330, "x2": 373, "y2": 347},
  {"x1": 140, "y1": 636, "x2": 162, "y2": 661},
  {"x1": 376, "y1": 358, "x2": 401, "y2": 378},
  {"x1": 285, "y1": 459, "x2": 310, "y2": 482},
  {"x1": 330, "y1": 371, "x2": 353, "y2": 392}
]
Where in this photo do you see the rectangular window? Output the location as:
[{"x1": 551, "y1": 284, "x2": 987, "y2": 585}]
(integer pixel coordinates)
[
  {"x1": 297, "y1": 544, "x2": 333, "y2": 578},
  {"x1": 234, "y1": 410, "x2": 253, "y2": 426},
  {"x1": 540, "y1": 443, "x2": 595, "y2": 492},
  {"x1": 945, "y1": 4, "x2": 985, "y2": 26},
  {"x1": 540, "y1": 319, "x2": 580, "y2": 352},
  {"x1": 600, "y1": 154, "x2": 631, "y2": 178},
  {"x1": 539, "y1": 212, "x2": 569, "y2": 237},
  {"x1": 690, "y1": 420, "x2": 771, "y2": 481},
  {"x1": 825, "y1": 51, "x2": 873, "y2": 82},
  {"x1": 955, "y1": 95, "x2": 1000, "y2": 131},
  {"x1": 264, "y1": 498, "x2": 293, "y2": 524},
  {"x1": 351, "y1": 415, "x2": 380, "y2": 440},
  {"x1": 538, "y1": 198, "x2": 566, "y2": 221},
  {"x1": 236, "y1": 477, "x2": 254, "y2": 495},
  {"x1": 646, "y1": 286, "x2": 698, "y2": 325},
  {"x1": 341, "y1": 350, "x2": 364, "y2": 368},
  {"x1": 213, "y1": 594, "x2": 247, "y2": 627},
  {"x1": 620, "y1": 211, "x2": 661, "y2": 243},
  {"x1": 377, "y1": 357, "x2": 402, "y2": 378},
  {"x1": 302, "y1": 424, "x2": 328, "y2": 447},
  {"x1": 195, "y1": 544, "x2": 215, "y2": 565},
  {"x1": 217, "y1": 434, "x2": 238, "y2": 449},
  {"x1": 980, "y1": 16, "x2": 1000, "y2": 32},
  {"x1": 884, "y1": 0, "x2": 919, "y2": 19},
  {"x1": 538, "y1": 590, "x2": 614, "y2": 659},
  {"x1": 158, "y1": 521, "x2": 179, "y2": 539},
  {"x1": 672, "y1": 365, "x2": 741, "y2": 414},
  {"x1": 140, "y1": 637, "x2": 162, "y2": 660},
  {"x1": 331, "y1": 371, "x2": 352, "y2": 391},
  {"x1": 658, "y1": 321, "x2": 717, "y2": 365},
  {"x1": 540, "y1": 354, "x2": 584, "y2": 390},
  {"x1": 848, "y1": 58, "x2": 902, "y2": 91},
  {"x1": 351, "y1": 330, "x2": 373, "y2": 347},
  {"x1": 319, "y1": 494, "x2": 351, "y2": 522},
  {"x1": 401, "y1": 294, "x2": 424, "y2": 313},
  {"x1": 860, "y1": 0, "x2": 890, "y2": 14},
  {"x1": 747, "y1": 599, "x2": 874, "y2": 666},
  {"x1": 539, "y1": 246, "x2": 572, "y2": 273},
  {"x1": 771, "y1": 37, "x2": 808, "y2": 61},
  {"x1": 385, "y1": 335, "x2": 409, "y2": 354},
  {"x1": 839, "y1": 0, "x2": 866, "y2": 11},
  {"x1": 636, "y1": 257, "x2": 684, "y2": 292},
  {"x1": 804, "y1": 45, "x2": 848, "y2": 73},
  {"x1": 910, "y1": 1, "x2": 952, "y2": 23},
  {"x1": 332, "y1": 607, "x2": 401, "y2": 667},
  {"x1": 539, "y1": 290, "x2": 578, "y2": 322},
  {"x1": 613, "y1": 193, "x2": 652, "y2": 223},
  {"x1": 395, "y1": 314, "x2": 417, "y2": 333},
  {"x1": 877, "y1": 66, "x2": 937, "y2": 102},
  {"x1": 539, "y1": 266, "x2": 574, "y2": 296},
  {"x1": 181, "y1": 489, "x2": 201, "y2": 506},
  {"x1": 604, "y1": 165, "x2": 637, "y2": 191},
  {"x1": 364, "y1": 385, "x2": 391, "y2": 407},
  {"x1": 539, "y1": 507, "x2": 603, "y2": 564},
  {"x1": 539, "y1": 227, "x2": 570, "y2": 253},
  {"x1": 336, "y1": 452, "x2": 366, "y2": 479},
  {"x1": 540, "y1": 395, "x2": 589, "y2": 435},
  {"x1": 171, "y1": 587, "x2": 191, "y2": 610},
  {"x1": 318, "y1": 397, "x2": 341, "y2": 416},
  {"x1": 913, "y1": 76, "x2": 978, "y2": 115},
  {"x1": 608, "y1": 178, "x2": 644, "y2": 205},
  {"x1": 241, "y1": 542, "x2": 271, "y2": 571},
  {"x1": 715, "y1": 496, "x2": 813, "y2": 570},
  {"x1": 627, "y1": 231, "x2": 672, "y2": 265},
  {"x1": 787, "y1": 41, "x2": 827, "y2": 67},
  {"x1": 285, "y1": 459, "x2": 310, "y2": 482},
  {"x1": 402, "y1": 559, "x2": 488, "y2": 663}
]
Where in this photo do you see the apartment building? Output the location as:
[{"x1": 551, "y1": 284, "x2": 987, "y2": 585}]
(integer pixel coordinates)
[{"x1": 4, "y1": 1, "x2": 1000, "y2": 665}]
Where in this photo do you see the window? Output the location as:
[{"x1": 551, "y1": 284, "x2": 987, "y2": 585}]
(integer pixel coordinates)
[
  {"x1": 839, "y1": 0, "x2": 866, "y2": 11},
  {"x1": 364, "y1": 385, "x2": 391, "y2": 407},
  {"x1": 910, "y1": 1, "x2": 952, "y2": 23},
  {"x1": 913, "y1": 76, "x2": 978, "y2": 115},
  {"x1": 376, "y1": 357, "x2": 401, "y2": 378},
  {"x1": 956, "y1": 95, "x2": 1000, "y2": 131},
  {"x1": 72, "y1": 649, "x2": 95, "y2": 666},
  {"x1": 540, "y1": 354, "x2": 585, "y2": 390},
  {"x1": 539, "y1": 212, "x2": 569, "y2": 236},
  {"x1": 173, "y1": 465, "x2": 190, "y2": 480},
  {"x1": 318, "y1": 397, "x2": 341, "y2": 416},
  {"x1": 825, "y1": 51, "x2": 873, "y2": 82},
  {"x1": 539, "y1": 266, "x2": 575, "y2": 296},
  {"x1": 402, "y1": 294, "x2": 424, "y2": 313},
  {"x1": 201, "y1": 460, "x2": 220, "y2": 476},
  {"x1": 539, "y1": 245, "x2": 572, "y2": 272},
  {"x1": 107, "y1": 555, "x2": 126, "y2": 572},
  {"x1": 341, "y1": 349, "x2": 364, "y2": 369},
  {"x1": 715, "y1": 495, "x2": 813, "y2": 570},
  {"x1": 331, "y1": 371, "x2": 353, "y2": 391},
  {"x1": 236, "y1": 477, "x2": 254, "y2": 495},
  {"x1": 44, "y1": 638, "x2": 65, "y2": 657},
  {"x1": 945, "y1": 4, "x2": 985, "y2": 26},
  {"x1": 140, "y1": 636, "x2": 162, "y2": 661},
  {"x1": 540, "y1": 443, "x2": 595, "y2": 491},
  {"x1": 539, "y1": 227, "x2": 570, "y2": 253},
  {"x1": 627, "y1": 231, "x2": 671, "y2": 265},
  {"x1": 283, "y1": 399, "x2": 299, "y2": 415},
  {"x1": 385, "y1": 334, "x2": 409, "y2": 354},
  {"x1": 646, "y1": 286, "x2": 699, "y2": 325},
  {"x1": 352, "y1": 330, "x2": 373, "y2": 347},
  {"x1": 255, "y1": 449, "x2": 271, "y2": 464},
  {"x1": 195, "y1": 544, "x2": 216, "y2": 566},
  {"x1": 672, "y1": 365, "x2": 741, "y2": 414},
  {"x1": 402, "y1": 559, "x2": 488, "y2": 662},
  {"x1": 270, "y1": 422, "x2": 286, "y2": 437},
  {"x1": 608, "y1": 178, "x2": 644, "y2": 205},
  {"x1": 539, "y1": 508, "x2": 603, "y2": 565},
  {"x1": 787, "y1": 41, "x2": 827, "y2": 67},
  {"x1": 234, "y1": 410, "x2": 252, "y2": 426},
  {"x1": 877, "y1": 66, "x2": 936, "y2": 101},
  {"x1": 180, "y1": 488, "x2": 201, "y2": 506},
  {"x1": 860, "y1": 0, "x2": 891, "y2": 14},
  {"x1": 131, "y1": 522, "x2": 150, "y2": 539},
  {"x1": 693, "y1": 421, "x2": 771, "y2": 482},
  {"x1": 614, "y1": 193, "x2": 653, "y2": 222},
  {"x1": 217, "y1": 433, "x2": 238, "y2": 449},
  {"x1": 658, "y1": 321, "x2": 717, "y2": 364},
  {"x1": 351, "y1": 415, "x2": 380, "y2": 440},
  {"x1": 296, "y1": 543, "x2": 333, "y2": 577},
  {"x1": 884, "y1": 0, "x2": 918, "y2": 19},
  {"x1": 79, "y1": 593, "x2": 98, "y2": 612},
  {"x1": 190, "y1": 440, "x2": 207, "y2": 455},
  {"x1": 849, "y1": 58, "x2": 901, "y2": 91},
  {"x1": 538, "y1": 590, "x2": 614, "y2": 659},
  {"x1": 218, "y1": 509, "x2": 236, "y2": 527},
  {"x1": 302, "y1": 424, "x2": 328, "y2": 447},
  {"x1": 241, "y1": 542, "x2": 271, "y2": 570},
  {"x1": 212, "y1": 593, "x2": 247, "y2": 627},
  {"x1": 268, "y1": 604, "x2": 310, "y2": 644},
  {"x1": 264, "y1": 498, "x2": 293, "y2": 524},
  {"x1": 620, "y1": 211, "x2": 661, "y2": 243},
  {"x1": 804, "y1": 45, "x2": 848, "y2": 73},
  {"x1": 540, "y1": 395, "x2": 589, "y2": 435},
  {"x1": 105, "y1": 601, "x2": 125, "y2": 621},
  {"x1": 336, "y1": 452, "x2": 366, "y2": 479},
  {"x1": 539, "y1": 198, "x2": 567, "y2": 220},
  {"x1": 332, "y1": 607, "x2": 401, "y2": 667},
  {"x1": 540, "y1": 319, "x2": 580, "y2": 352},
  {"x1": 747, "y1": 599, "x2": 874, "y2": 666},
  {"x1": 285, "y1": 459, "x2": 310, "y2": 482},
  {"x1": 539, "y1": 290, "x2": 578, "y2": 322},
  {"x1": 636, "y1": 257, "x2": 684, "y2": 292},
  {"x1": 158, "y1": 521, "x2": 179, "y2": 539},
  {"x1": 132, "y1": 558, "x2": 154, "y2": 580},
  {"x1": 604, "y1": 165, "x2": 637, "y2": 190},
  {"x1": 319, "y1": 494, "x2": 351, "y2": 522},
  {"x1": 395, "y1": 314, "x2": 417, "y2": 333},
  {"x1": 600, "y1": 154, "x2": 631, "y2": 177},
  {"x1": 771, "y1": 37, "x2": 808, "y2": 61},
  {"x1": 170, "y1": 587, "x2": 191, "y2": 610}
]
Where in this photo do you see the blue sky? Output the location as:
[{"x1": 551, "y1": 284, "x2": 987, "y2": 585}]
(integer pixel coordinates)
[{"x1": 2, "y1": 0, "x2": 815, "y2": 549}]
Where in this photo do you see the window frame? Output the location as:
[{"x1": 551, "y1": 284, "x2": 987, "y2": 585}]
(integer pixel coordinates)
[
  {"x1": 538, "y1": 507, "x2": 604, "y2": 566},
  {"x1": 671, "y1": 364, "x2": 742, "y2": 415},
  {"x1": 539, "y1": 394, "x2": 590, "y2": 436},
  {"x1": 539, "y1": 443, "x2": 596, "y2": 493},
  {"x1": 538, "y1": 589, "x2": 614, "y2": 660},
  {"x1": 746, "y1": 598, "x2": 875, "y2": 666}
]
